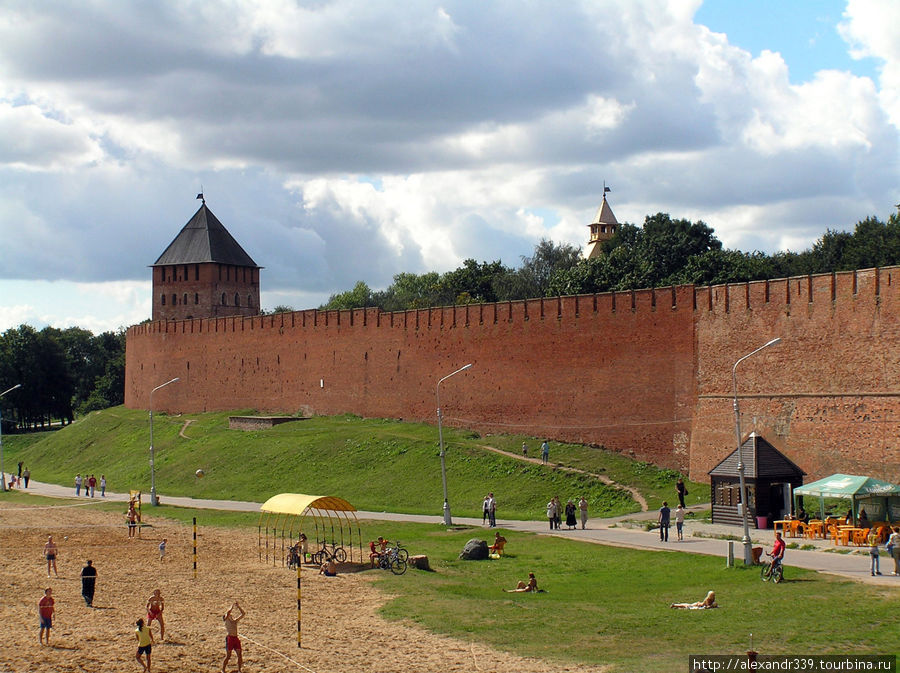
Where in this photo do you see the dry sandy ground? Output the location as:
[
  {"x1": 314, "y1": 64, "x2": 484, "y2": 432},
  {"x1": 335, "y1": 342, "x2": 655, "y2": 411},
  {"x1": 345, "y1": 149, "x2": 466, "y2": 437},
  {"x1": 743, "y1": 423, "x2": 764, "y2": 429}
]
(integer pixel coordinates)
[{"x1": 0, "y1": 502, "x2": 607, "y2": 673}]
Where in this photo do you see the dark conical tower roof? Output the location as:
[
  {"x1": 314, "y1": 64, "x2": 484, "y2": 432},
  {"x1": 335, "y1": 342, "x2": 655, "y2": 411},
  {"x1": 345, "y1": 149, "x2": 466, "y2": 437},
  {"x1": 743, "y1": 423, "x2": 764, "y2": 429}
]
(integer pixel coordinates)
[{"x1": 152, "y1": 203, "x2": 259, "y2": 268}]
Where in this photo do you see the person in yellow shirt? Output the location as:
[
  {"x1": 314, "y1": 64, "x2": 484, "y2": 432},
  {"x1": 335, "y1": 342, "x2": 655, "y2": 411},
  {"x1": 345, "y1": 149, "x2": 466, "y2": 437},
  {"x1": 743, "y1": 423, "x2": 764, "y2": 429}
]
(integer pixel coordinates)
[{"x1": 135, "y1": 618, "x2": 154, "y2": 672}]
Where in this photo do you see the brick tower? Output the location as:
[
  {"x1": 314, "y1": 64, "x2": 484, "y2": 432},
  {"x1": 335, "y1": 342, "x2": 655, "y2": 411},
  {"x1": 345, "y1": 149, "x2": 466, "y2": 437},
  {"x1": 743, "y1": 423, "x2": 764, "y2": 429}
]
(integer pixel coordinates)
[
  {"x1": 585, "y1": 190, "x2": 619, "y2": 259},
  {"x1": 151, "y1": 198, "x2": 261, "y2": 321}
]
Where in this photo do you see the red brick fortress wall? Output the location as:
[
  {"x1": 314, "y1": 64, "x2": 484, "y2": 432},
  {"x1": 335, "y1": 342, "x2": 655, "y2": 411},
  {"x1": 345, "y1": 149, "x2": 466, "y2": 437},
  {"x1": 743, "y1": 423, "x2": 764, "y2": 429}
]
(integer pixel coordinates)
[
  {"x1": 125, "y1": 267, "x2": 900, "y2": 481},
  {"x1": 126, "y1": 288, "x2": 697, "y2": 470},
  {"x1": 689, "y1": 267, "x2": 900, "y2": 483}
]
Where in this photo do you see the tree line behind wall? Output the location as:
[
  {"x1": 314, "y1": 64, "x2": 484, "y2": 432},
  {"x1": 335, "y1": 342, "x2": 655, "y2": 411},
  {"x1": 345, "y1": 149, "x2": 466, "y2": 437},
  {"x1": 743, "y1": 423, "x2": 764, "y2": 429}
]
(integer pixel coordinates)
[
  {"x1": 315, "y1": 209, "x2": 900, "y2": 312},
  {"x1": 0, "y1": 325, "x2": 125, "y2": 431}
]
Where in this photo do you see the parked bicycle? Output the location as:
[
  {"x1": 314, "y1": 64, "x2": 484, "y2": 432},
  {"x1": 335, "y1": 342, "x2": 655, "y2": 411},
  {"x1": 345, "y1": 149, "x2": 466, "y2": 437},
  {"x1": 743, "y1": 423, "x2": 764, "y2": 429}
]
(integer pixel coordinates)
[
  {"x1": 287, "y1": 543, "x2": 302, "y2": 570},
  {"x1": 390, "y1": 541, "x2": 409, "y2": 563},
  {"x1": 760, "y1": 553, "x2": 784, "y2": 583},
  {"x1": 310, "y1": 540, "x2": 347, "y2": 565},
  {"x1": 376, "y1": 544, "x2": 407, "y2": 575}
]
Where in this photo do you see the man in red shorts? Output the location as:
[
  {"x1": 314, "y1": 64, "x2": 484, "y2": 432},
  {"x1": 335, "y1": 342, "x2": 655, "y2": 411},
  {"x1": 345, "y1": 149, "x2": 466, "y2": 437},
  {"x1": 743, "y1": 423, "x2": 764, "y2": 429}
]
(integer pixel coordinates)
[{"x1": 222, "y1": 601, "x2": 245, "y2": 672}]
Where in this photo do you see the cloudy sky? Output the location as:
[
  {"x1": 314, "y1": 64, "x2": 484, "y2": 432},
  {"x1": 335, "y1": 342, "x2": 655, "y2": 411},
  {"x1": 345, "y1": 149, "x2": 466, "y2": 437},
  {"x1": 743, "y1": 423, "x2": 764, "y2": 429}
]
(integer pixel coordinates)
[{"x1": 1, "y1": 0, "x2": 898, "y2": 333}]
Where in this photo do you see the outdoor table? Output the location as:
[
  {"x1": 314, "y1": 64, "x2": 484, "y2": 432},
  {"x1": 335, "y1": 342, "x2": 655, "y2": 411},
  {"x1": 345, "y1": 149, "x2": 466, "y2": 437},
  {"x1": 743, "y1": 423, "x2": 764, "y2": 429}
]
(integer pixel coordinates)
[
  {"x1": 774, "y1": 520, "x2": 792, "y2": 536},
  {"x1": 806, "y1": 521, "x2": 826, "y2": 539},
  {"x1": 833, "y1": 527, "x2": 856, "y2": 546}
]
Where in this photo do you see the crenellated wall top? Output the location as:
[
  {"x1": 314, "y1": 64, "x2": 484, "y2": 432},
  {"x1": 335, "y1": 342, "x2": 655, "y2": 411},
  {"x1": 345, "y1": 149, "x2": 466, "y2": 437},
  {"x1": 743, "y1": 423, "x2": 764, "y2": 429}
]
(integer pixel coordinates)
[{"x1": 126, "y1": 265, "x2": 900, "y2": 338}]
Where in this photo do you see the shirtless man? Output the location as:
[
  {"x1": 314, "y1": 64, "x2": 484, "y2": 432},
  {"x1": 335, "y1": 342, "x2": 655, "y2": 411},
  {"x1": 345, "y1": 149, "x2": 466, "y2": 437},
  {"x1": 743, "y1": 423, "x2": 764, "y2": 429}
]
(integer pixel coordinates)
[
  {"x1": 146, "y1": 589, "x2": 165, "y2": 640},
  {"x1": 43, "y1": 536, "x2": 59, "y2": 578},
  {"x1": 127, "y1": 503, "x2": 138, "y2": 538},
  {"x1": 222, "y1": 601, "x2": 245, "y2": 672}
]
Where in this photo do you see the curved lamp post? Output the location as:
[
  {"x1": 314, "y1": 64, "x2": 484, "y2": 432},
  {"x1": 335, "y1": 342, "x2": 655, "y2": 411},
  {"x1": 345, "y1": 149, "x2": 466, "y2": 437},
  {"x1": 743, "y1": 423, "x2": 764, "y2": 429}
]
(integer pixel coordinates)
[
  {"x1": 149, "y1": 377, "x2": 180, "y2": 506},
  {"x1": 733, "y1": 337, "x2": 781, "y2": 565},
  {"x1": 0, "y1": 384, "x2": 23, "y2": 492},
  {"x1": 437, "y1": 363, "x2": 472, "y2": 526}
]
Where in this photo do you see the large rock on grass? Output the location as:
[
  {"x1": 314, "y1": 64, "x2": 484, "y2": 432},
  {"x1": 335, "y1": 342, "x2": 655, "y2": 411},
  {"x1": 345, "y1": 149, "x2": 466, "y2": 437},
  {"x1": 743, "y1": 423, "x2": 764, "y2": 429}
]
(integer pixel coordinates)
[{"x1": 459, "y1": 538, "x2": 489, "y2": 560}]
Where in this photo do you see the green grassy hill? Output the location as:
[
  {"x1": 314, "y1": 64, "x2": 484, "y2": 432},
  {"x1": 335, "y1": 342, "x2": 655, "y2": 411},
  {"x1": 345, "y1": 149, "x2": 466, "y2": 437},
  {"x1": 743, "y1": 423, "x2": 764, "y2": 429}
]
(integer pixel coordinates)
[{"x1": 4, "y1": 407, "x2": 708, "y2": 518}]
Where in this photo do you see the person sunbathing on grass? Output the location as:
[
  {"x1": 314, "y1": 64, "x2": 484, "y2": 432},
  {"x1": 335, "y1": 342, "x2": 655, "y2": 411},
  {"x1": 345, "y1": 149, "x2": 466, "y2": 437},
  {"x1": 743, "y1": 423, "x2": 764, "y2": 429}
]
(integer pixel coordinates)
[
  {"x1": 670, "y1": 591, "x2": 717, "y2": 609},
  {"x1": 504, "y1": 572, "x2": 538, "y2": 592}
]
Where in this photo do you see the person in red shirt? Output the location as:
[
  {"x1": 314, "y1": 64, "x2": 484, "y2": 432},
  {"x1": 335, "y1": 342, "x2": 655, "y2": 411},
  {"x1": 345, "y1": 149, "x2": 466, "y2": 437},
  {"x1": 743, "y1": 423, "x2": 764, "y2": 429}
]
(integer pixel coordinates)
[
  {"x1": 770, "y1": 531, "x2": 786, "y2": 571},
  {"x1": 39, "y1": 588, "x2": 54, "y2": 645}
]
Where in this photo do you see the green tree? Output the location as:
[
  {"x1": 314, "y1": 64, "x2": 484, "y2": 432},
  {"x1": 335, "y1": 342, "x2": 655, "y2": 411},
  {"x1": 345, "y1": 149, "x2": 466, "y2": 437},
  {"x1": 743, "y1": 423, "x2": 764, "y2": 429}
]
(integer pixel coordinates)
[
  {"x1": 320, "y1": 281, "x2": 375, "y2": 310},
  {"x1": 375, "y1": 272, "x2": 442, "y2": 311},
  {"x1": 438, "y1": 259, "x2": 507, "y2": 304},
  {"x1": 495, "y1": 239, "x2": 582, "y2": 300}
]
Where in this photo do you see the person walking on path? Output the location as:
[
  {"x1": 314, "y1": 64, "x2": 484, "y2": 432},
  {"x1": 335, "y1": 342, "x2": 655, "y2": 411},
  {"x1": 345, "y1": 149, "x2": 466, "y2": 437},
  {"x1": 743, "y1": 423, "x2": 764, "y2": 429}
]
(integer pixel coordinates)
[
  {"x1": 74, "y1": 473, "x2": 82, "y2": 496},
  {"x1": 553, "y1": 495, "x2": 562, "y2": 529},
  {"x1": 521, "y1": 442, "x2": 527, "y2": 458},
  {"x1": 23, "y1": 466, "x2": 30, "y2": 488},
  {"x1": 676, "y1": 478, "x2": 687, "y2": 508},
  {"x1": 222, "y1": 601, "x2": 246, "y2": 673},
  {"x1": 869, "y1": 538, "x2": 882, "y2": 576},
  {"x1": 100, "y1": 475, "x2": 106, "y2": 497},
  {"x1": 43, "y1": 535, "x2": 59, "y2": 578},
  {"x1": 39, "y1": 588, "x2": 54, "y2": 645},
  {"x1": 17, "y1": 461, "x2": 22, "y2": 478},
  {"x1": 565, "y1": 500, "x2": 577, "y2": 529},
  {"x1": 482, "y1": 496, "x2": 490, "y2": 525},
  {"x1": 889, "y1": 527, "x2": 900, "y2": 575},
  {"x1": 546, "y1": 498, "x2": 557, "y2": 530},
  {"x1": 541, "y1": 441, "x2": 550, "y2": 464},
  {"x1": 88, "y1": 474, "x2": 97, "y2": 497},
  {"x1": 81, "y1": 560, "x2": 97, "y2": 606},
  {"x1": 146, "y1": 589, "x2": 165, "y2": 640},
  {"x1": 487, "y1": 492, "x2": 496, "y2": 528},
  {"x1": 658, "y1": 502, "x2": 671, "y2": 542},
  {"x1": 135, "y1": 618, "x2": 154, "y2": 672},
  {"x1": 673, "y1": 504, "x2": 686, "y2": 541},
  {"x1": 578, "y1": 496, "x2": 588, "y2": 530},
  {"x1": 158, "y1": 539, "x2": 167, "y2": 562}
]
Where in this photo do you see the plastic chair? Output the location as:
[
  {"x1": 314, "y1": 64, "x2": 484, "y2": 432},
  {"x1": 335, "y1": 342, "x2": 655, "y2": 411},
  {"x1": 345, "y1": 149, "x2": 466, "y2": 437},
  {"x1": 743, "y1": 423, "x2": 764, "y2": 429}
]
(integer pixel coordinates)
[
  {"x1": 830, "y1": 526, "x2": 850, "y2": 546},
  {"x1": 853, "y1": 528, "x2": 870, "y2": 546}
]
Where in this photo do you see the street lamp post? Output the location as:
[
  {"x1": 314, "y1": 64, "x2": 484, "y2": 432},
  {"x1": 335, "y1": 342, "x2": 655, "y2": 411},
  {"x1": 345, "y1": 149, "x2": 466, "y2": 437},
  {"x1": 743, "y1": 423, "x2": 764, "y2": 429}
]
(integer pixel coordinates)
[
  {"x1": 733, "y1": 337, "x2": 781, "y2": 565},
  {"x1": 437, "y1": 363, "x2": 473, "y2": 526},
  {"x1": 0, "y1": 384, "x2": 23, "y2": 492},
  {"x1": 149, "y1": 377, "x2": 180, "y2": 506}
]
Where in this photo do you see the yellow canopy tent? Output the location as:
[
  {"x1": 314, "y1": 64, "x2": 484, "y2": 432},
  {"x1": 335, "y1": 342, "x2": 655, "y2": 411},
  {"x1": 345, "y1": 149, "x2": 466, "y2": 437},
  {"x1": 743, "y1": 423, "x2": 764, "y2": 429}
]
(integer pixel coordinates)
[{"x1": 258, "y1": 493, "x2": 362, "y2": 566}]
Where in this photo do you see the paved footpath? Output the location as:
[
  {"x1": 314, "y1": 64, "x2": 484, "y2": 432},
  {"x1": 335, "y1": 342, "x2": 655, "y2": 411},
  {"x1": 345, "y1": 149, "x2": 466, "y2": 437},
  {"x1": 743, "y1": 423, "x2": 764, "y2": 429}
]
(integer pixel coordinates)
[{"x1": 13, "y1": 481, "x2": 899, "y2": 587}]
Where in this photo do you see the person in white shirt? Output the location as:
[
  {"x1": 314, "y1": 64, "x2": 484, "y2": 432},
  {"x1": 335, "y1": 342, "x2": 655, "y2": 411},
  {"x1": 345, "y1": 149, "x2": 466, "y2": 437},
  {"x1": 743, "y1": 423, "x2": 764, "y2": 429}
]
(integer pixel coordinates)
[
  {"x1": 673, "y1": 504, "x2": 686, "y2": 541},
  {"x1": 889, "y1": 527, "x2": 900, "y2": 575}
]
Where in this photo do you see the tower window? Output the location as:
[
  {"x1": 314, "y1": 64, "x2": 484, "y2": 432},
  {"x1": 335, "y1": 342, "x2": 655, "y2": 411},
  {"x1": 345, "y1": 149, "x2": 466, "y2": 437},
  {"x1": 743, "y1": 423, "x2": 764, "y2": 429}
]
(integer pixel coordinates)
[
  {"x1": 234, "y1": 293, "x2": 240, "y2": 307},
  {"x1": 183, "y1": 293, "x2": 188, "y2": 306},
  {"x1": 222, "y1": 293, "x2": 227, "y2": 305},
  {"x1": 194, "y1": 293, "x2": 199, "y2": 304},
  {"x1": 161, "y1": 294, "x2": 166, "y2": 305},
  {"x1": 247, "y1": 295, "x2": 252, "y2": 307},
  {"x1": 172, "y1": 294, "x2": 177, "y2": 306}
]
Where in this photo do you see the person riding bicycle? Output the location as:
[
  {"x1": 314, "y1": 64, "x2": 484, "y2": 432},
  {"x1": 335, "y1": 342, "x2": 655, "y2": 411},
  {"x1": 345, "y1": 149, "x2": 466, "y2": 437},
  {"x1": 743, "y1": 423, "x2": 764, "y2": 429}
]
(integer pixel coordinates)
[{"x1": 767, "y1": 531, "x2": 785, "y2": 575}]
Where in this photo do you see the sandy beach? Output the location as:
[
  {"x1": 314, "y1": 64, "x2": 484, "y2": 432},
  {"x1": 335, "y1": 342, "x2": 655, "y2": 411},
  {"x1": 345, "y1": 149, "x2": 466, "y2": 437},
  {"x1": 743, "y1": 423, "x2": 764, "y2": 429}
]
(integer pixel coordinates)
[{"x1": 0, "y1": 501, "x2": 606, "y2": 673}]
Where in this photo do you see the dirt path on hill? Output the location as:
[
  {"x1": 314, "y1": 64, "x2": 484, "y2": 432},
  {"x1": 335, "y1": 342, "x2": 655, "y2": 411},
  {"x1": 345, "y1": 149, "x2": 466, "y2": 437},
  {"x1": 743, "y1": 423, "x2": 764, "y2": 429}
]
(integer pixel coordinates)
[
  {"x1": 178, "y1": 419, "x2": 195, "y2": 439},
  {"x1": 0, "y1": 503, "x2": 608, "y2": 673},
  {"x1": 477, "y1": 444, "x2": 649, "y2": 511}
]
